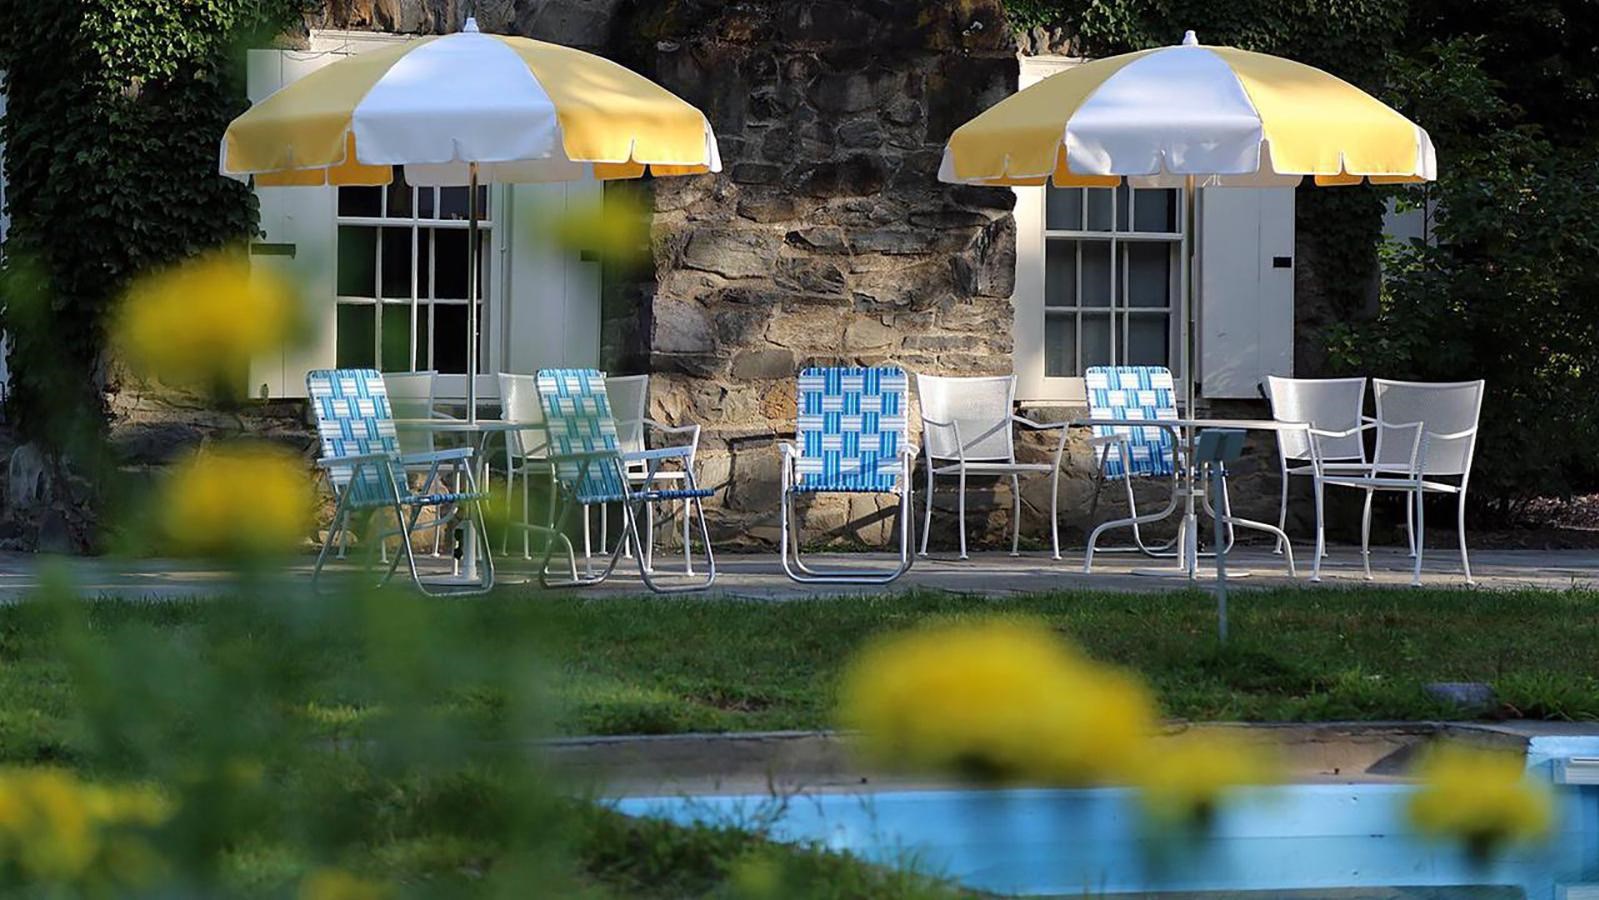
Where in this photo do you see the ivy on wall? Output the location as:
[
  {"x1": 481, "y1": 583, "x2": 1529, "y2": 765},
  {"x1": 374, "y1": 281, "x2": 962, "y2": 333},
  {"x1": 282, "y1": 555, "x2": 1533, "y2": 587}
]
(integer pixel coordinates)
[{"x1": 0, "y1": 0, "x2": 300, "y2": 451}]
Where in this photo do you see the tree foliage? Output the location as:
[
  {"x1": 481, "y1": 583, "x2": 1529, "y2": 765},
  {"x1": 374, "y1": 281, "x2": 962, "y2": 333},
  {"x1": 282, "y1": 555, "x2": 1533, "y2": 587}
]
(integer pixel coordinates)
[{"x1": 0, "y1": 0, "x2": 301, "y2": 449}]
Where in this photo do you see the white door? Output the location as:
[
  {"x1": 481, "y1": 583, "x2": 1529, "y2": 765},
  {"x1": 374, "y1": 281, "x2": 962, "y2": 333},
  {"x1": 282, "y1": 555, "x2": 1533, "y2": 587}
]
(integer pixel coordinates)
[{"x1": 1197, "y1": 188, "x2": 1295, "y2": 398}]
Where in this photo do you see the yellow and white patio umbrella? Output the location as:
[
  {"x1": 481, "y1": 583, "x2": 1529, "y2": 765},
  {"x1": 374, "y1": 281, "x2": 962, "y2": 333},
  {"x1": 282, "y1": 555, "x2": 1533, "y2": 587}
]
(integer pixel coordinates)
[
  {"x1": 220, "y1": 17, "x2": 720, "y2": 417},
  {"x1": 941, "y1": 30, "x2": 1435, "y2": 405}
]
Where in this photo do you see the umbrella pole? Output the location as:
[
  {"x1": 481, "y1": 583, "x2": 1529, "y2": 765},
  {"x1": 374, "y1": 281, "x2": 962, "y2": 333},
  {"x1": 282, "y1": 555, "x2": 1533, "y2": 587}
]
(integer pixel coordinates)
[
  {"x1": 1183, "y1": 173, "x2": 1198, "y2": 416},
  {"x1": 467, "y1": 162, "x2": 480, "y2": 424}
]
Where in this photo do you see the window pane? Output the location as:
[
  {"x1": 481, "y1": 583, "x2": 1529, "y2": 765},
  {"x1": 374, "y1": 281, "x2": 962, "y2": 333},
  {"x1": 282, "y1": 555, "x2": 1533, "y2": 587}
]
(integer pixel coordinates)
[
  {"x1": 1044, "y1": 241, "x2": 1076, "y2": 307},
  {"x1": 380, "y1": 227, "x2": 413, "y2": 300},
  {"x1": 336, "y1": 304, "x2": 375, "y2": 368},
  {"x1": 419, "y1": 187, "x2": 436, "y2": 219},
  {"x1": 1081, "y1": 313, "x2": 1112, "y2": 368},
  {"x1": 338, "y1": 186, "x2": 381, "y2": 218},
  {"x1": 381, "y1": 304, "x2": 413, "y2": 372},
  {"x1": 415, "y1": 306, "x2": 431, "y2": 370},
  {"x1": 1127, "y1": 315, "x2": 1169, "y2": 366},
  {"x1": 433, "y1": 303, "x2": 468, "y2": 374},
  {"x1": 385, "y1": 168, "x2": 413, "y2": 219},
  {"x1": 336, "y1": 226, "x2": 376, "y2": 297},
  {"x1": 439, "y1": 185, "x2": 490, "y2": 221},
  {"x1": 1125, "y1": 242, "x2": 1171, "y2": 308},
  {"x1": 1080, "y1": 240, "x2": 1112, "y2": 307},
  {"x1": 1115, "y1": 184, "x2": 1130, "y2": 232},
  {"x1": 1044, "y1": 316, "x2": 1075, "y2": 378},
  {"x1": 418, "y1": 230, "x2": 432, "y2": 299},
  {"x1": 434, "y1": 229, "x2": 468, "y2": 299},
  {"x1": 1134, "y1": 189, "x2": 1178, "y2": 232},
  {"x1": 1086, "y1": 188, "x2": 1113, "y2": 231},
  {"x1": 1045, "y1": 187, "x2": 1083, "y2": 231}
]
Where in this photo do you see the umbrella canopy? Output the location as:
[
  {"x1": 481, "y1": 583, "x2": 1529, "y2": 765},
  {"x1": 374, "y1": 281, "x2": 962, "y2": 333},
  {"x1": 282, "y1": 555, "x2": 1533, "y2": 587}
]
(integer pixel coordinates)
[
  {"x1": 220, "y1": 18, "x2": 721, "y2": 187},
  {"x1": 940, "y1": 31, "x2": 1433, "y2": 189}
]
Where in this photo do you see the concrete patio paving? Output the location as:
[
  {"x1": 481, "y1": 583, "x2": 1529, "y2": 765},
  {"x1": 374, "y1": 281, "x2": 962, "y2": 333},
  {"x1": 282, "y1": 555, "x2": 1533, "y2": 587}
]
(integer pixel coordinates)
[{"x1": 3, "y1": 543, "x2": 1599, "y2": 600}]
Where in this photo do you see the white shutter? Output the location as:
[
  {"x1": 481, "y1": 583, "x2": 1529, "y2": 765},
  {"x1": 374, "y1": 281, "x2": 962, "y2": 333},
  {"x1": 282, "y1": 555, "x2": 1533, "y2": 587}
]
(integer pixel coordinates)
[
  {"x1": 1198, "y1": 188, "x2": 1295, "y2": 399},
  {"x1": 246, "y1": 49, "x2": 341, "y2": 399},
  {"x1": 502, "y1": 182, "x2": 600, "y2": 374},
  {"x1": 1, "y1": 76, "x2": 9, "y2": 251}
]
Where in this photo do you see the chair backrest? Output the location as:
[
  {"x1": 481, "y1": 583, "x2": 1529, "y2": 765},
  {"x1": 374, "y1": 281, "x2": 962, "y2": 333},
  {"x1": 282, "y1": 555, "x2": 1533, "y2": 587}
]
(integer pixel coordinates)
[
  {"x1": 915, "y1": 373, "x2": 1016, "y2": 463},
  {"x1": 606, "y1": 374, "x2": 651, "y2": 461},
  {"x1": 1084, "y1": 366, "x2": 1179, "y2": 479},
  {"x1": 497, "y1": 372, "x2": 547, "y2": 460},
  {"x1": 383, "y1": 370, "x2": 438, "y2": 456},
  {"x1": 534, "y1": 368, "x2": 628, "y2": 503},
  {"x1": 1373, "y1": 379, "x2": 1485, "y2": 478},
  {"x1": 793, "y1": 367, "x2": 909, "y2": 493},
  {"x1": 1266, "y1": 376, "x2": 1367, "y2": 463},
  {"x1": 306, "y1": 369, "x2": 402, "y2": 506}
]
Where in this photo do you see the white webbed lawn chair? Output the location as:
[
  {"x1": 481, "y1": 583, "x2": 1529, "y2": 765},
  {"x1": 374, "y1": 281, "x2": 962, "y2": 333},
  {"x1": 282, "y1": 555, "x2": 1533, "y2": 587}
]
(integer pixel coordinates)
[
  {"x1": 535, "y1": 368, "x2": 716, "y2": 593},
  {"x1": 1316, "y1": 379, "x2": 1485, "y2": 585},
  {"x1": 1265, "y1": 376, "x2": 1379, "y2": 570},
  {"x1": 606, "y1": 374, "x2": 702, "y2": 575},
  {"x1": 915, "y1": 373, "x2": 1068, "y2": 560},
  {"x1": 308, "y1": 368, "x2": 493, "y2": 595},
  {"x1": 780, "y1": 367, "x2": 916, "y2": 583}
]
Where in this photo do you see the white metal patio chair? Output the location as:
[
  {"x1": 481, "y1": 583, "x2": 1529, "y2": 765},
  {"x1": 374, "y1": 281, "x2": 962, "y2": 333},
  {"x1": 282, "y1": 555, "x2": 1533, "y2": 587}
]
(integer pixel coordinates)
[
  {"x1": 385, "y1": 370, "x2": 458, "y2": 557},
  {"x1": 605, "y1": 374, "x2": 702, "y2": 575},
  {"x1": 498, "y1": 372, "x2": 557, "y2": 561},
  {"x1": 534, "y1": 368, "x2": 716, "y2": 593},
  {"x1": 1265, "y1": 376, "x2": 1381, "y2": 567},
  {"x1": 308, "y1": 368, "x2": 493, "y2": 596},
  {"x1": 780, "y1": 367, "x2": 917, "y2": 583},
  {"x1": 915, "y1": 373, "x2": 1068, "y2": 560},
  {"x1": 1316, "y1": 379, "x2": 1484, "y2": 586}
]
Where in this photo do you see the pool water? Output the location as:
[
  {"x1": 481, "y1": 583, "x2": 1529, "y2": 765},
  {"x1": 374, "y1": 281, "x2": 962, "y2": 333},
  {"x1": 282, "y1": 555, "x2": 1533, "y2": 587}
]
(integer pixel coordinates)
[{"x1": 614, "y1": 738, "x2": 1599, "y2": 897}]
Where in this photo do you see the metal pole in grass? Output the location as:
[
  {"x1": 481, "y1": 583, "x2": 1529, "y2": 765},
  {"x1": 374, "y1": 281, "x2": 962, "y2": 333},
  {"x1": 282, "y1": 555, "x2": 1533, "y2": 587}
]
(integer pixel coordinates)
[{"x1": 1195, "y1": 429, "x2": 1246, "y2": 642}]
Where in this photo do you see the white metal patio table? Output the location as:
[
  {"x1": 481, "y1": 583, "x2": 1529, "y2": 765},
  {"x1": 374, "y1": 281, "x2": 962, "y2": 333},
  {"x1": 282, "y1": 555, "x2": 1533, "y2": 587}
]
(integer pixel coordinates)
[
  {"x1": 392, "y1": 418, "x2": 523, "y2": 585},
  {"x1": 1077, "y1": 417, "x2": 1310, "y2": 580}
]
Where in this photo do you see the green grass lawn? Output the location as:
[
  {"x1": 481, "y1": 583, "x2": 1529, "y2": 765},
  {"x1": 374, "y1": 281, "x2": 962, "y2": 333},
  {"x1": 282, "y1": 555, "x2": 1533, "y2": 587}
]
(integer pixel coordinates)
[{"x1": 3, "y1": 585, "x2": 1595, "y2": 895}]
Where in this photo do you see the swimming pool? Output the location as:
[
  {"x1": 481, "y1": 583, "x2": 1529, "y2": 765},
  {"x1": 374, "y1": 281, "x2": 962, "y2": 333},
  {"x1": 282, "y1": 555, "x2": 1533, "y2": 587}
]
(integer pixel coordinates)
[{"x1": 614, "y1": 737, "x2": 1599, "y2": 897}]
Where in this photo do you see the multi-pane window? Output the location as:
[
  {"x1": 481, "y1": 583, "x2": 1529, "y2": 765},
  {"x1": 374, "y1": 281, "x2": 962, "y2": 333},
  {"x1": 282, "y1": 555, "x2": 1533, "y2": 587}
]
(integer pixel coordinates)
[
  {"x1": 1043, "y1": 184, "x2": 1183, "y2": 377},
  {"x1": 335, "y1": 168, "x2": 490, "y2": 374}
]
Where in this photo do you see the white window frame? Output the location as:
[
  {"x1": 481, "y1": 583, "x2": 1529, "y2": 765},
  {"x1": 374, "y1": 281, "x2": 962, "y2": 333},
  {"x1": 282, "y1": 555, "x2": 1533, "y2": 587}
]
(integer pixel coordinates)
[
  {"x1": 1013, "y1": 55, "x2": 1191, "y2": 405},
  {"x1": 333, "y1": 176, "x2": 507, "y2": 399}
]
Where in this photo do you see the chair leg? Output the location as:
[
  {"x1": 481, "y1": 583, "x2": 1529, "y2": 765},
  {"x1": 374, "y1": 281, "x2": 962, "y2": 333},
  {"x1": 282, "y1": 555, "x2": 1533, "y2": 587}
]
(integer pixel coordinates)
[
  {"x1": 1457, "y1": 490, "x2": 1473, "y2": 585},
  {"x1": 957, "y1": 468, "x2": 969, "y2": 561},
  {"x1": 1310, "y1": 475, "x2": 1326, "y2": 583},
  {"x1": 1049, "y1": 467, "x2": 1062, "y2": 561},
  {"x1": 1009, "y1": 473, "x2": 1021, "y2": 557},
  {"x1": 1275, "y1": 463, "x2": 1290, "y2": 555},
  {"x1": 1406, "y1": 492, "x2": 1417, "y2": 558},
  {"x1": 642, "y1": 500, "x2": 655, "y2": 574},
  {"x1": 1412, "y1": 488, "x2": 1426, "y2": 587},
  {"x1": 1360, "y1": 488, "x2": 1375, "y2": 581},
  {"x1": 919, "y1": 465, "x2": 934, "y2": 557},
  {"x1": 311, "y1": 505, "x2": 350, "y2": 593},
  {"x1": 521, "y1": 469, "x2": 532, "y2": 560},
  {"x1": 682, "y1": 498, "x2": 694, "y2": 577}
]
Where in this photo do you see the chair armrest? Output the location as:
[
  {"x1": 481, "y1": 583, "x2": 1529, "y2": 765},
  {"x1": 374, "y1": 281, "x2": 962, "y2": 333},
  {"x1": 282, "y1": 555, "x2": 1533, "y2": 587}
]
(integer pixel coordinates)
[
  {"x1": 1307, "y1": 422, "x2": 1376, "y2": 439},
  {"x1": 431, "y1": 410, "x2": 462, "y2": 422},
  {"x1": 622, "y1": 446, "x2": 694, "y2": 463},
  {"x1": 1087, "y1": 434, "x2": 1125, "y2": 446},
  {"x1": 644, "y1": 419, "x2": 700, "y2": 437},
  {"x1": 315, "y1": 451, "x2": 394, "y2": 469},
  {"x1": 1426, "y1": 426, "x2": 1478, "y2": 442},
  {"x1": 546, "y1": 449, "x2": 622, "y2": 464},
  {"x1": 1011, "y1": 416, "x2": 1070, "y2": 431},
  {"x1": 397, "y1": 447, "x2": 474, "y2": 466}
]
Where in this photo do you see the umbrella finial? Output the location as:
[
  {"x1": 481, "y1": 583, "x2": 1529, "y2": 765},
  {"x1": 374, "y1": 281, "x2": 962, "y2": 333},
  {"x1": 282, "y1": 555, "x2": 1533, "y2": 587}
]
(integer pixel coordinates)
[
  {"x1": 463, "y1": 16, "x2": 480, "y2": 33},
  {"x1": 1182, "y1": 29, "x2": 1199, "y2": 46}
]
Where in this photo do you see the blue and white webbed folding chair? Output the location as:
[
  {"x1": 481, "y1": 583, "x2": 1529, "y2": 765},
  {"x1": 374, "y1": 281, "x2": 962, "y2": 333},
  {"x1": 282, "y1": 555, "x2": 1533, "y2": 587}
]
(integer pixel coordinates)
[
  {"x1": 779, "y1": 367, "x2": 916, "y2": 584},
  {"x1": 308, "y1": 369, "x2": 493, "y2": 596},
  {"x1": 534, "y1": 369, "x2": 717, "y2": 593},
  {"x1": 1082, "y1": 366, "x2": 1186, "y2": 560}
]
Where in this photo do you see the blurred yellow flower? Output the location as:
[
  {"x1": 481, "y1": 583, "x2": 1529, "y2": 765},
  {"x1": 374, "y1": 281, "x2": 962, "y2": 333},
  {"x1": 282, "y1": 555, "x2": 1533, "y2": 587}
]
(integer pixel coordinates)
[
  {"x1": 160, "y1": 443, "x2": 312, "y2": 557},
  {"x1": 839, "y1": 618, "x2": 1158, "y2": 784},
  {"x1": 300, "y1": 867, "x2": 390, "y2": 900},
  {"x1": 1133, "y1": 730, "x2": 1279, "y2": 827},
  {"x1": 115, "y1": 248, "x2": 302, "y2": 393},
  {"x1": 544, "y1": 192, "x2": 650, "y2": 265},
  {"x1": 1408, "y1": 743, "x2": 1553, "y2": 859},
  {"x1": 0, "y1": 767, "x2": 172, "y2": 886}
]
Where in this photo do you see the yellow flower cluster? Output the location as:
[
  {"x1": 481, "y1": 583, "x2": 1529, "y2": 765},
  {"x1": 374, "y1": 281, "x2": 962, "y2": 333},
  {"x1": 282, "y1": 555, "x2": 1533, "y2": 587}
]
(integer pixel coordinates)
[
  {"x1": 1133, "y1": 730, "x2": 1279, "y2": 826},
  {"x1": 1408, "y1": 742, "x2": 1553, "y2": 859},
  {"x1": 299, "y1": 867, "x2": 390, "y2": 900},
  {"x1": 115, "y1": 248, "x2": 302, "y2": 393},
  {"x1": 160, "y1": 442, "x2": 313, "y2": 557},
  {"x1": 839, "y1": 619, "x2": 1157, "y2": 785},
  {"x1": 839, "y1": 619, "x2": 1279, "y2": 826},
  {"x1": 0, "y1": 767, "x2": 171, "y2": 887},
  {"x1": 545, "y1": 193, "x2": 650, "y2": 265}
]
